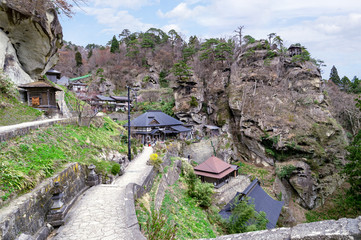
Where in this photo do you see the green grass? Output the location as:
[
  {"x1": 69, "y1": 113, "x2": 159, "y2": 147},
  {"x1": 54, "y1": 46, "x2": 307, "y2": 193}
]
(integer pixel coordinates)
[
  {"x1": 237, "y1": 162, "x2": 273, "y2": 186},
  {"x1": 57, "y1": 85, "x2": 86, "y2": 111},
  {"x1": 305, "y1": 185, "x2": 361, "y2": 223},
  {"x1": 0, "y1": 93, "x2": 43, "y2": 126},
  {"x1": 136, "y1": 174, "x2": 221, "y2": 240},
  {"x1": 0, "y1": 117, "x2": 129, "y2": 204},
  {"x1": 160, "y1": 183, "x2": 217, "y2": 239},
  {"x1": 136, "y1": 99, "x2": 175, "y2": 117}
]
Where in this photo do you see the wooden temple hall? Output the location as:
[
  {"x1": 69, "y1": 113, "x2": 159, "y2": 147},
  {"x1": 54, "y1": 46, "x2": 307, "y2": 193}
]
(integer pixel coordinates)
[
  {"x1": 19, "y1": 80, "x2": 62, "y2": 113},
  {"x1": 194, "y1": 156, "x2": 239, "y2": 188}
]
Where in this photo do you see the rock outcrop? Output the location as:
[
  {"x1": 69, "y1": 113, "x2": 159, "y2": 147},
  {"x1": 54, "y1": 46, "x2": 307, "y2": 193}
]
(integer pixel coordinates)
[
  {"x1": 0, "y1": 0, "x2": 62, "y2": 84},
  {"x1": 171, "y1": 40, "x2": 348, "y2": 211}
]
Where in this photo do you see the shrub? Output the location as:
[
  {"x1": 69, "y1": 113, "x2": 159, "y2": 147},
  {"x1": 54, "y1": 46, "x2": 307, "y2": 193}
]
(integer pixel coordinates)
[
  {"x1": 193, "y1": 181, "x2": 214, "y2": 208},
  {"x1": 189, "y1": 96, "x2": 198, "y2": 107},
  {"x1": 111, "y1": 163, "x2": 121, "y2": 175},
  {"x1": 132, "y1": 146, "x2": 138, "y2": 155},
  {"x1": 226, "y1": 198, "x2": 268, "y2": 234},
  {"x1": 146, "y1": 210, "x2": 177, "y2": 240},
  {"x1": 149, "y1": 153, "x2": 163, "y2": 171},
  {"x1": 0, "y1": 71, "x2": 18, "y2": 98},
  {"x1": 183, "y1": 161, "x2": 214, "y2": 208},
  {"x1": 276, "y1": 165, "x2": 297, "y2": 179}
]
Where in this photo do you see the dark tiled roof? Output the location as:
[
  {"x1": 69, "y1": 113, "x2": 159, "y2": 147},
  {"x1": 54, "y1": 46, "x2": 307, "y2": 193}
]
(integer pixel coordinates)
[
  {"x1": 171, "y1": 125, "x2": 191, "y2": 132},
  {"x1": 194, "y1": 156, "x2": 232, "y2": 174},
  {"x1": 110, "y1": 96, "x2": 129, "y2": 101},
  {"x1": 219, "y1": 179, "x2": 284, "y2": 229},
  {"x1": 96, "y1": 95, "x2": 115, "y2": 101},
  {"x1": 128, "y1": 110, "x2": 184, "y2": 127}
]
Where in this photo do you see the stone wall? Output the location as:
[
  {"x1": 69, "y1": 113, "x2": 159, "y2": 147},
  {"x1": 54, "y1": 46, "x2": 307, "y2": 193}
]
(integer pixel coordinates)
[
  {"x1": 0, "y1": 163, "x2": 88, "y2": 240},
  {"x1": 124, "y1": 152, "x2": 179, "y2": 239},
  {"x1": 154, "y1": 159, "x2": 182, "y2": 210},
  {"x1": 200, "y1": 217, "x2": 361, "y2": 240}
]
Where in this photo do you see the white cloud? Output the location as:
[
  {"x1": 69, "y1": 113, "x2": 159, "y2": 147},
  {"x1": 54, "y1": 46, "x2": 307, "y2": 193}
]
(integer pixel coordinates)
[
  {"x1": 82, "y1": 7, "x2": 153, "y2": 33},
  {"x1": 161, "y1": 24, "x2": 182, "y2": 34},
  {"x1": 66, "y1": 0, "x2": 361, "y2": 78},
  {"x1": 91, "y1": 0, "x2": 158, "y2": 9}
]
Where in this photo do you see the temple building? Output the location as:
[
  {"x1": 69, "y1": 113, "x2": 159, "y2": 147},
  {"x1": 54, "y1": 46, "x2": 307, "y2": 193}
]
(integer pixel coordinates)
[
  {"x1": 125, "y1": 110, "x2": 192, "y2": 144},
  {"x1": 194, "y1": 156, "x2": 239, "y2": 188}
]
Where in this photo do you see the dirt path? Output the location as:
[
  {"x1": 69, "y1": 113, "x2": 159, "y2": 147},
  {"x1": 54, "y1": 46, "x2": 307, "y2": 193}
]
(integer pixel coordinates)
[{"x1": 49, "y1": 147, "x2": 153, "y2": 240}]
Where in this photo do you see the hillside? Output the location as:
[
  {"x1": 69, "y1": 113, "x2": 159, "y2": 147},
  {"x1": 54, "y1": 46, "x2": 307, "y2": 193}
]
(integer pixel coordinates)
[
  {"x1": 0, "y1": 116, "x2": 136, "y2": 207},
  {"x1": 0, "y1": 72, "x2": 43, "y2": 126},
  {"x1": 1, "y1": 0, "x2": 360, "y2": 229},
  {"x1": 54, "y1": 30, "x2": 361, "y2": 223}
]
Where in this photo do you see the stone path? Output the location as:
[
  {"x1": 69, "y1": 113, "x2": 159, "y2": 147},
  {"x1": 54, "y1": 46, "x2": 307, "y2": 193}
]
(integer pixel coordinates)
[{"x1": 50, "y1": 147, "x2": 153, "y2": 240}]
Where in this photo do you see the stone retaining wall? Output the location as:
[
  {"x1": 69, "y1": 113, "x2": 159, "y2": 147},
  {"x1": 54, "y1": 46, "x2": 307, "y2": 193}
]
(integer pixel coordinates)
[
  {"x1": 154, "y1": 160, "x2": 182, "y2": 210},
  {"x1": 0, "y1": 118, "x2": 78, "y2": 142},
  {"x1": 0, "y1": 163, "x2": 88, "y2": 240},
  {"x1": 124, "y1": 152, "x2": 179, "y2": 239},
  {"x1": 200, "y1": 217, "x2": 361, "y2": 240},
  {"x1": 124, "y1": 169, "x2": 156, "y2": 240}
]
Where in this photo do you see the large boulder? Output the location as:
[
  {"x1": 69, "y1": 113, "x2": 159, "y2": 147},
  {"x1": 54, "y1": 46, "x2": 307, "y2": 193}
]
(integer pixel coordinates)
[{"x1": 0, "y1": 0, "x2": 62, "y2": 83}]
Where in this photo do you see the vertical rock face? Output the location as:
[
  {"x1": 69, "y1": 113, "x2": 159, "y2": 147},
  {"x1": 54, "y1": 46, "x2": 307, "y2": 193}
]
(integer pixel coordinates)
[
  {"x1": 172, "y1": 40, "x2": 348, "y2": 210},
  {"x1": 0, "y1": 0, "x2": 62, "y2": 84}
]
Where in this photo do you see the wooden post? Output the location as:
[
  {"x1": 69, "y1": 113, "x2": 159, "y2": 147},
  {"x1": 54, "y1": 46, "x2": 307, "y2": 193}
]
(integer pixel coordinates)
[
  {"x1": 47, "y1": 89, "x2": 50, "y2": 106},
  {"x1": 27, "y1": 91, "x2": 30, "y2": 106}
]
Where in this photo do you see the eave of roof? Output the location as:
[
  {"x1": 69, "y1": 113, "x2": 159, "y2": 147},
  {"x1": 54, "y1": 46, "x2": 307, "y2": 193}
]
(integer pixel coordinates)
[
  {"x1": 96, "y1": 95, "x2": 115, "y2": 101},
  {"x1": 171, "y1": 125, "x2": 191, "y2": 132},
  {"x1": 128, "y1": 110, "x2": 185, "y2": 127},
  {"x1": 194, "y1": 156, "x2": 232, "y2": 174},
  {"x1": 194, "y1": 167, "x2": 235, "y2": 179},
  {"x1": 19, "y1": 81, "x2": 62, "y2": 91}
]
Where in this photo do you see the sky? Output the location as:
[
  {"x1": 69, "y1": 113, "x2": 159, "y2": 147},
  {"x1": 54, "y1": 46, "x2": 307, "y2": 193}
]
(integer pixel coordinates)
[{"x1": 60, "y1": 0, "x2": 361, "y2": 79}]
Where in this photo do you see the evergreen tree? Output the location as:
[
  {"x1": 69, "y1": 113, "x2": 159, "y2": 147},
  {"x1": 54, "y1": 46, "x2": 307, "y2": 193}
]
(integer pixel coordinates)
[
  {"x1": 343, "y1": 127, "x2": 361, "y2": 210},
  {"x1": 330, "y1": 65, "x2": 341, "y2": 86},
  {"x1": 341, "y1": 76, "x2": 351, "y2": 92},
  {"x1": 171, "y1": 61, "x2": 192, "y2": 82},
  {"x1": 75, "y1": 51, "x2": 82, "y2": 66},
  {"x1": 350, "y1": 76, "x2": 361, "y2": 93},
  {"x1": 226, "y1": 198, "x2": 268, "y2": 233},
  {"x1": 110, "y1": 35, "x2": 119, "y2": 53}
]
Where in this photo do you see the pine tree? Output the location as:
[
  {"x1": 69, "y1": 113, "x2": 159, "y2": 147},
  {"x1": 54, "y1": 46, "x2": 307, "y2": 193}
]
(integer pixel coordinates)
[
  {"x1": 330, "y1": 65, "x2": 341, "y2": 86},
  {"x1": 75, "y1": 51, "x2": 82, "y2": 66},
  {"x1": 171, "y1": 61, "x2": 192, "y2": 82},
  {"x1": 110, "y1": 35, "x2": 119, "y2": 53},
  {"x1": 341, "y1": 76, "x2": 351, "y2": 92},
  {"x1": 343, "y1": 129, "x2": 361, "y2": 209}
]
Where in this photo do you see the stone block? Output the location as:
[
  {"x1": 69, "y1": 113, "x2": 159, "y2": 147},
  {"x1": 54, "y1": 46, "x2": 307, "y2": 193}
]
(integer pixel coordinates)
[{"x1": 291, "y1": 218, "x2": 361, "y2": 239}]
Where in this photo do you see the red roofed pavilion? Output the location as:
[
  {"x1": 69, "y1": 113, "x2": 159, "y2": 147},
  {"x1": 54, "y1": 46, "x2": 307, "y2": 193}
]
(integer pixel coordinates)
[{"x1": 194, "y1": 156, "x2": 239, "y2": 188}]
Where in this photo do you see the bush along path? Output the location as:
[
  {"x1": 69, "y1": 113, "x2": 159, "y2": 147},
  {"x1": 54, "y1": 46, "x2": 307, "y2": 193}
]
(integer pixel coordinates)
[{"x1": 50, "y1": 146, "x2": 153, "y2": 240}]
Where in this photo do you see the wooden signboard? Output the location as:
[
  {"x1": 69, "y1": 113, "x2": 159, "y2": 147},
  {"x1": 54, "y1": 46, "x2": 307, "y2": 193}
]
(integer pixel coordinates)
[{"x1": 32, "y1": 97, "x2": 40, "y2": 107}]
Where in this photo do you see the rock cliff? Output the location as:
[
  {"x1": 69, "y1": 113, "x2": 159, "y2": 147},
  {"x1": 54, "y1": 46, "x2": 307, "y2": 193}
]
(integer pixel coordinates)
[
  {"x1": 0, "y1": 0, "x2": 62, "y2": 84},
  {"x1": 172, "y1": 40, "x2": 348, "y2": 213}
]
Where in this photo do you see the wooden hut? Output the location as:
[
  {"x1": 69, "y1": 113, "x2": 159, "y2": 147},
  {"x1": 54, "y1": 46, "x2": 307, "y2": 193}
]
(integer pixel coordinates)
[
  {"x1": 194, "y1": 156, "x2": 239, "y2": 188},
  {"x1": 19, "y1": 80, "x2": 62, "y2": 113}
]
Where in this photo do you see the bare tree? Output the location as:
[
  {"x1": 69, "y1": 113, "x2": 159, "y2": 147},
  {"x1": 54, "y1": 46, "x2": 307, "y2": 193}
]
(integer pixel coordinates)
[
  {"x1": 234, "y1": 26, "x2": 244, "y2": 53},
  {"x1": 7, "y1": 0, "x2": 86, "y2": 18}
]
